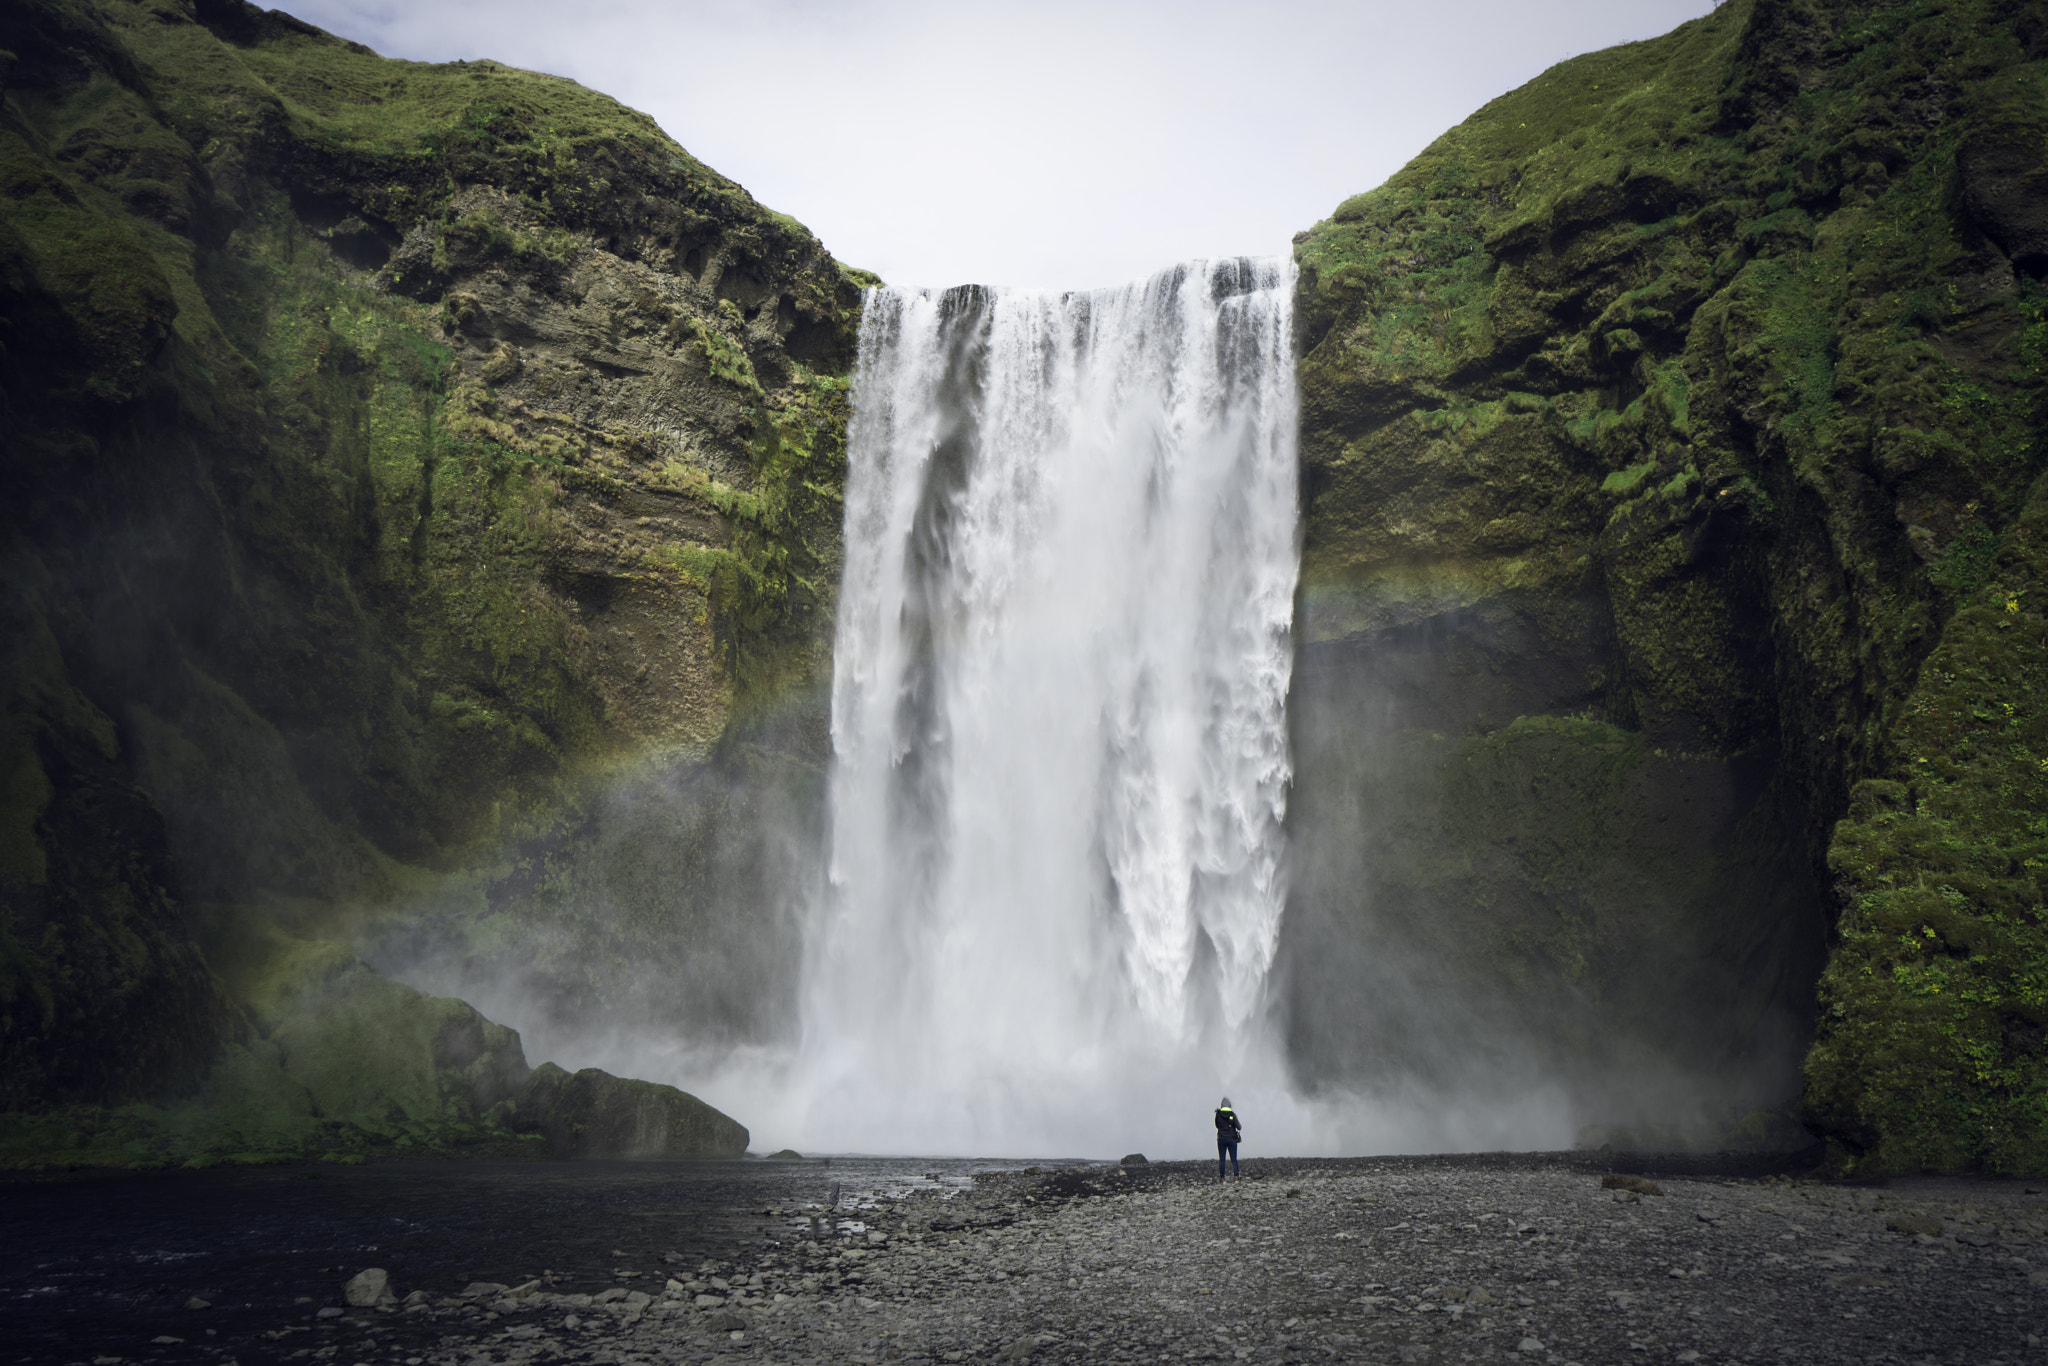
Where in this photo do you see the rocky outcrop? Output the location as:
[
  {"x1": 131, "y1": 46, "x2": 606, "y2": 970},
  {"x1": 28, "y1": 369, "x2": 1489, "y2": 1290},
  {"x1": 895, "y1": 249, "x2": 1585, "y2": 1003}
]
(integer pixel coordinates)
[
  {"x1": 1287, "y1": 0, "x2": 2047, "y2": 1171},
  {"x1": 508, "y1": 1061, "x2": 747, "y2": 1158},
  {"x1": 0, "y1": 0, "x2": 863, "y2": 1131}
]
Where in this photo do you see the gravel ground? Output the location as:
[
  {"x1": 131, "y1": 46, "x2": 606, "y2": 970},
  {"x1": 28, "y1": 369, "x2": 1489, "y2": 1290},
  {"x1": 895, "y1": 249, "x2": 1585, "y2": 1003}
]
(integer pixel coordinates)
[{"x1": 237, "y1": 1154, "x2": 2048, "y2": 1366}]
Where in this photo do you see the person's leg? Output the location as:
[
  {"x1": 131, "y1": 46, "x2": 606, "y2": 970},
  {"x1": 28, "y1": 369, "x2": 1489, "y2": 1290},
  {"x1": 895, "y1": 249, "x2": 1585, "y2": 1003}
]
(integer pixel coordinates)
[
  {"x1": 1217, "y1": 1137, "x2": 1227, "y2": 1180},
  {"x1": 1229, "y1": 1141, "x2": 1239, "y2": 1179}
]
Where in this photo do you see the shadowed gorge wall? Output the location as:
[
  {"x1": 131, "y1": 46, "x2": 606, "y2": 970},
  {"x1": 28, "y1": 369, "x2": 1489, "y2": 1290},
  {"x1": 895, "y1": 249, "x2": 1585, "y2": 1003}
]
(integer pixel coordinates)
[
  {"x1": 0, "y1": 0, "x2": 859, "y2": 1157},
  {"x1": 1285, "y1": 0, "x2": 2048, "y2": 1171}
]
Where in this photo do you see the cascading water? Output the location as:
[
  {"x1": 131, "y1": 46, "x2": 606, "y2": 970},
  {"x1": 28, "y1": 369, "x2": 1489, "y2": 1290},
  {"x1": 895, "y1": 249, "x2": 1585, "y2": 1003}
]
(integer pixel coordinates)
[{"x1": 789, "y1": 258, "x2": 1302, "y2": 1156}]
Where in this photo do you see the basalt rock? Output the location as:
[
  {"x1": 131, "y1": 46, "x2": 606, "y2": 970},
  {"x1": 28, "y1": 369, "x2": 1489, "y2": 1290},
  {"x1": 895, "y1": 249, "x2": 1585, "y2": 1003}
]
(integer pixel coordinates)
[{"x1": 507, "y1": 1061, "x2": 748, "y2": 1158}]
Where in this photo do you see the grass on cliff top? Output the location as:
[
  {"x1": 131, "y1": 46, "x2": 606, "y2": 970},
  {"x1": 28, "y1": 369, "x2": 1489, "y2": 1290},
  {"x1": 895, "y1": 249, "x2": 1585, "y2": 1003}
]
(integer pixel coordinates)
[
  {"x1": 96, "y1": 0, "x2": 813, "y2": 239},
  {"x1": 1333, "y1": 1, "x2": 1744, "y2": 235}
]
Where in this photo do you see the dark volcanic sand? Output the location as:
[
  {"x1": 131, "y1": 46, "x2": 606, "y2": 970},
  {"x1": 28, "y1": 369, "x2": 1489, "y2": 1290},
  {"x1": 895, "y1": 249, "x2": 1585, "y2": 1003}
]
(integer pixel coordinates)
[{"x1": 4, "y1": 1152, "x2": 2043, "y2": 1365}]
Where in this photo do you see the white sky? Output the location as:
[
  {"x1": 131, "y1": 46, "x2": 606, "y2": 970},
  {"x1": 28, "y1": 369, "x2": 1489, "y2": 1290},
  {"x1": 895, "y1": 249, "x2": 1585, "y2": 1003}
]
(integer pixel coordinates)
[{"x1": 285, "y1": 0, "x2": 1717, "y2": 291}]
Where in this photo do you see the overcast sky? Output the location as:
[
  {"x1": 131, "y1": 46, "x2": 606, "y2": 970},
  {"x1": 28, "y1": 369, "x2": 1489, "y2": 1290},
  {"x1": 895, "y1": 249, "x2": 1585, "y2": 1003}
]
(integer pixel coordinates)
[{"x1": 286, "y1": 0, "x2": 1717, "y2": 290}]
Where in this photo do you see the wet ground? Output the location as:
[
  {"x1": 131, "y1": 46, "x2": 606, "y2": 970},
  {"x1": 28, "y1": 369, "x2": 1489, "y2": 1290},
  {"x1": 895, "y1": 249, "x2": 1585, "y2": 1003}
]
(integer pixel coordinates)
[
  {"x1": 0, "y1": 1154, "x2": 1030, "y2": 1365},
  {"x1": 5, "y1": 1151, "x2": 2044, "y2": 1365}
]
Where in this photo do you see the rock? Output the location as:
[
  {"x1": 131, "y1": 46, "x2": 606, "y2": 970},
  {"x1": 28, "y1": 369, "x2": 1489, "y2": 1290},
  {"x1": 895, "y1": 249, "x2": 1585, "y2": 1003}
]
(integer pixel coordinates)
[
  {"x1": 150, "y1": 1336, "x2": 184, "y2": 1345},
  {"x1": 593, "y1": 1287, "x2": 628, "y2": 1304},
  {"x1": 342, "y1": 1269, "x2": 389, "y2": 1310},
  {"x1": 1600, "y1": 1175, "x2": 1664, "y2": 1196},
  {"x1": 1517, "y1": 1337, "x2": 1544, "y2": 1354},
  {"x1": 460, "y1": 1282, "x2": 510, "y2": 1299},
  {"x1": 480, "y1": 341, "x2": 522, "y2": 384},
  {"x1": 623, "y1": 1290, "x2": 652, "y2": 1309},
  {"x1": 765, "y1": 1148, "x2": 804, "y2": 1159},
  {"x1": 1886, "y1": 1213, "x2": 1943, "y2": 1237},
  {"x1": 694, "y1": 1293, "x2": 726, "y2": 1308},
  {"x1": 1468, "y1": 1288, "x2": 1495, "y2": 1305},
  {"x1": 999, "y1": 1335, "x2": 1045, "y2": 1360},
  {"x1": 1120, "y1": 1153, "x2": 1148, "y2": 1166},
  {"x1": 315, "y1": 1306, "x2": 343, "y2": 1319},
  {"x1": 704, "y1": 1310, "x2": 747, "y2": 1332},
  {"x1": 183, "y1": 1296, "x2": 210, "y2": 1310},
  {"x1": 508, "y1": 1062, "x2": 749, "y2": 1158}
]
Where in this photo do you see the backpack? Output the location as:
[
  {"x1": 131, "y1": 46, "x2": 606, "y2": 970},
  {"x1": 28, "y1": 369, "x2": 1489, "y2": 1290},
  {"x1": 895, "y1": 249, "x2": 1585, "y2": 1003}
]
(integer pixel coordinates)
[{"x1": 1215, "y1": 1107, "x2": 1241, "y2": 1141}]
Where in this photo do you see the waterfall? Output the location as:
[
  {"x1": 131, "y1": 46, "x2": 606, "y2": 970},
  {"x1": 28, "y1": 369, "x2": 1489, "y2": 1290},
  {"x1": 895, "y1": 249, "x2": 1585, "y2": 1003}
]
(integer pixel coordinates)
[{"x1": 796, "y1": 258, "x2": 1301, "y2": 1156}]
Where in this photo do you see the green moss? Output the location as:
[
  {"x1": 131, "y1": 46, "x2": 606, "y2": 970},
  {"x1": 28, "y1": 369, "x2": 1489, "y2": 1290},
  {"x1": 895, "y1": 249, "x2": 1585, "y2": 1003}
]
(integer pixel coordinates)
[
  {"x1": 1806, "y1": 478, "x2": 2048, "y2": 1175},
  {"x1": 1293, "y1": 0, "x2": 2048, "y2": 1166},
  {"x1": 0, "y1": 0, "x2": 866, "y2": 1123},
  {"x1": 1602, "y1": 462, "x2": 1657, "y2": 496}
]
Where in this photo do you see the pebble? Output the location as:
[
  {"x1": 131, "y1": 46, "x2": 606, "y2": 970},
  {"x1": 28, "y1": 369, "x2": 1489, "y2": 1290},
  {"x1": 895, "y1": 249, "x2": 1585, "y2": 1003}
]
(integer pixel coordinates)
[{"x1": 208, "y1": 1157, "x2": 2048, "y2": 1364}]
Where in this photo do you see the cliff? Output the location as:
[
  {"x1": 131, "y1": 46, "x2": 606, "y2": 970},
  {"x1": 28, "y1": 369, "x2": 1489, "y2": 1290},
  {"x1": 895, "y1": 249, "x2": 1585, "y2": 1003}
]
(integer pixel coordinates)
[
  {"x1": 6, "y1": 0, "x2": 2045, "y2": 1177},
  {"x1": 0, "y1": 0, "x2": 855, "y2": 1160},
  {"x1": 1285, "y1": 0, "x2": 2048, "y2": 1172}
]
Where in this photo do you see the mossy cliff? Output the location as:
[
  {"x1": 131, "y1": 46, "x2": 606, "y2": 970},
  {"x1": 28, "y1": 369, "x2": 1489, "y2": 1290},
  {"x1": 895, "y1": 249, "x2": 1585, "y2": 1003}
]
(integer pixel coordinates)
[
  {"x1": 0, "y1": 0, "x2": 860, "y2": 1157},
  {"x1": 1286, "y1": 0, "x2": 2048, "y2": 1171}
]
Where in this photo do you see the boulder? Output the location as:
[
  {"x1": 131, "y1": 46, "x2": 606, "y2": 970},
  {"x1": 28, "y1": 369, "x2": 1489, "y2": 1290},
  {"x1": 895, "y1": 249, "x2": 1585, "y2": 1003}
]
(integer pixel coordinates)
[
  {"x1": 508, "y1": 1062, "x2": 748, "y2": 1158},
  {"x1": 765, "y1": 1148, "x2": 804, "y2": 1160},
  {"x1": 1120, "y1": 1153, "x2": 1148, "y2": 1166},
  {"x1": 343, "y1": 1268, "x2": 392, "y2": 1306}
]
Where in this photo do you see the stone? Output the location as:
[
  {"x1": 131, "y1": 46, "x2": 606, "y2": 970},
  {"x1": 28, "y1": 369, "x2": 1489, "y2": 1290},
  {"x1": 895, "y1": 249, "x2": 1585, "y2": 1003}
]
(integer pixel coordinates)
[
  {"x1": 508, "y1": 1062, "x2": 749, "y2": 1158},
  {"x1": 593, "y1": 1287, "x2": 628, "y2": 1304},
  {"x1": 998, "y1": 1336, "x2": 1044, "y2": 1360},
  {"x1": 460, "y1": 1282, "x2": 510, "y2": 1300},
  {"x1": 1121, "y1": 1154, "x2": 1149, "y2": 1166},
  {"x1": 342, "y1": 1269, "x2": 389, "y2": 1310},
  {"x1": 766, "y1": 1149, "x2": 805, "y2": 1159},
  {"x1": 315, "y1": 1307, "x2": 343, "y2": 1319},
  {"x1": 704, "y1": 1311, "x2": 747, "y2": 1332},
  {"x1": 149, "y1": 1336, "x2": 184, "y2": 1345},
  {"x1": 480, "y1": 341, "x2": 522, "y2": 384},
  {"x1": 1517, "y1": 1337, "x2": 1544, "y2": 1354},
  {"x1": 183, "y1": 1296, "x2": 210, "y2": 1310},
  {"x1": 1885, "y1": 1213, "x2": 1943, "y2": 1237},
  {"x1": 694, "y1": 1293, "x2": 726, "y2": 1308},
  {"x1": 1600, "y1": 1175, "x2": 1663, "y2": 1196}
]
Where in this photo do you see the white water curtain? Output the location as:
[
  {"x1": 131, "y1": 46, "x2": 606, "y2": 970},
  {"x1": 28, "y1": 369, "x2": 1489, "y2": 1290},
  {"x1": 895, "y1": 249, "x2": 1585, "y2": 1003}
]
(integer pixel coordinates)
[{"x1": 801, "y1": 259, "x2": 1300, "y2": 1156}]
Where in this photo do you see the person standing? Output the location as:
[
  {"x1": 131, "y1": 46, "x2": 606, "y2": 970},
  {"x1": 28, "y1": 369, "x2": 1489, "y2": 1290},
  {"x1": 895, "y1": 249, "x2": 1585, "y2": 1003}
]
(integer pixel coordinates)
[{"x1": 1215, "y1": 1097, "x2": 1241, "y2": 1181}]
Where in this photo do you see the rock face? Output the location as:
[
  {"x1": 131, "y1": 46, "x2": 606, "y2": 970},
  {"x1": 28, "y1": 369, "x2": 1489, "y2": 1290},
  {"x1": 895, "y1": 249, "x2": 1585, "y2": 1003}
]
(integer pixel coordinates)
[
  {"x1": 1288, "y1": 0, "x2": 2048, "y2": 1172},
  {"x1": 508, "y1": 1061, "x2": 747, "y2": 1158},
  {"x1": 0, "y1": 0, "x2": 862, "y2": 1139}
]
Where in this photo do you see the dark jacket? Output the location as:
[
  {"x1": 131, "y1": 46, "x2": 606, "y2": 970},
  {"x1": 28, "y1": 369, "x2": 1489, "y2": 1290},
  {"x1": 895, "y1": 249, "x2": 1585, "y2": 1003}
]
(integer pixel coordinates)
[{"x1": 1215, "y1": 1107, "x2": 1241, "y2": 1143}]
